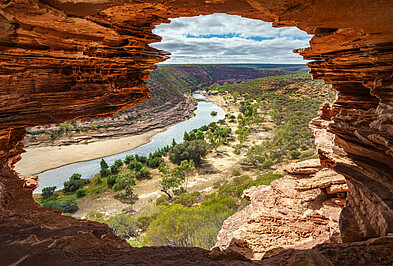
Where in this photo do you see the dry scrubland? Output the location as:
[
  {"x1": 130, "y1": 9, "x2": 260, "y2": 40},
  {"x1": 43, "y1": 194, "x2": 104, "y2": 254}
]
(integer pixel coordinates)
[{"x1": 34, "y1": 72, "x2": 335, "y2": 249}]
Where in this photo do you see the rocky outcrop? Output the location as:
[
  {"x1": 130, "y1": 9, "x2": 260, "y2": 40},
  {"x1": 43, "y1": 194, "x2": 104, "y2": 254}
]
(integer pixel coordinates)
[
  {"x1": 0, "y1": 0, "x2": 393, "y2": 264},
  {"x1": 214, "y1": 160, "x2": 346, "y2": 260}
]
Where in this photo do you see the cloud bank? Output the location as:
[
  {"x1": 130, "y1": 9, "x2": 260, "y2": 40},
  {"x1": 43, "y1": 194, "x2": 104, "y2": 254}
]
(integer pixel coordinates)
[{"x1": 151, "y1": 14, "x2": 312, "y2": 64}]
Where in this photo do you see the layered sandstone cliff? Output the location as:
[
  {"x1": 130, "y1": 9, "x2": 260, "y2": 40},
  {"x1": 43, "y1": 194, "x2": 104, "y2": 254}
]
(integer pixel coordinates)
[
  {"x1": 1, "y1": 0, "x2": 393, "y2": 264},
  {"x1": 214, "y1": 160, "x2": 347, "y2": 260}
]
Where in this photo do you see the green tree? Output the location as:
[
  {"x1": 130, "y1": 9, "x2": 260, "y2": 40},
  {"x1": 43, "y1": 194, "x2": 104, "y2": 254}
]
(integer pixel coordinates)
[
  {"x1": 63, "y1": 173, "x2": 87, "y2": 193},
  {"x1": 160, "y1": 176, "x2": 182, "y2": 199},
  {"x1": 178, "y1": 160, "x2": 196, "y2": 190},
  {"x1": 100, "y1": 159, "x2": 109, "y2": 170},
  {"x1": 183, "y1": 131, "x2": 190, "y2": 141},
  {"x1": 169, "y1": 140, "x2": 208, "y2": 165},
  {"x1": 41, "y1": 186, "x2": 56, "y2": 199}
]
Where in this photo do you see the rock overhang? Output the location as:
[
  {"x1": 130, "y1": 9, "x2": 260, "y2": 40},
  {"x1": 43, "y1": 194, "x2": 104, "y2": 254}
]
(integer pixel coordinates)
[{"x1": 1, "y1": 0, "x2": 393, "y2": 264}]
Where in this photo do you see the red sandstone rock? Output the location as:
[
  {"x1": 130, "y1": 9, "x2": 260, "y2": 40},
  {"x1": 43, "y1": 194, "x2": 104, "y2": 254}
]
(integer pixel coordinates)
[
  {"x1": 215, "y1": 161, "x2": 345, "y2": 260},
  {"x1": 0, "y1": 0, "x2": 393, "y2": 264},
  {"x1": 283, "y1": 159, "x2": 322, "y2": 175}
]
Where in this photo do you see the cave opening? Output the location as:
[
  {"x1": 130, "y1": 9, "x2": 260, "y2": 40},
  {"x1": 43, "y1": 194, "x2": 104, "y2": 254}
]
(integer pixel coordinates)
[
  {"x1": 2, "y1": 1, "x2": 393, "y2": 264},
  {"x1": 13, "y1": 13, "x2": 345, "y2": 259}
]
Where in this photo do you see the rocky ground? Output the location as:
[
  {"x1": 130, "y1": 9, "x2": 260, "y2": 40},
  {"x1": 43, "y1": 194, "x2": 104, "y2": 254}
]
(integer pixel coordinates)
[
  {"x1": 24, "y1": 95, "x2": 197, "y2": 148},
  {"x1": 214, "y1": 159, "x2": 348, "y2": 260}
]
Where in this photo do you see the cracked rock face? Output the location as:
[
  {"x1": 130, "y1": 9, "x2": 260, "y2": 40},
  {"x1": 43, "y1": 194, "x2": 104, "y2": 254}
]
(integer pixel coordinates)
[
  {"x1": 215, "y1": 161, "x2": 346, "y2": 260},
  {"x1": 1, "y1": 0, "x2": 393, "y2": 264}
]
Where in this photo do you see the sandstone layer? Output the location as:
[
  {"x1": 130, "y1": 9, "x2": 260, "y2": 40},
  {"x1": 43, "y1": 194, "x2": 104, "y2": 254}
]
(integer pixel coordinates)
[
  {"x1": 215, "y1": 160, "x2": 346, "y2": 260},
  {"x1": 1, "y1": 0, "x2": 393, "y2": 264}
]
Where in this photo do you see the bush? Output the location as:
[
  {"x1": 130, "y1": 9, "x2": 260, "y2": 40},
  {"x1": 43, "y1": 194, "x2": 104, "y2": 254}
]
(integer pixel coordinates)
[
  {"x1": 41, "y1": 186, "x2": 56, "y2": 199},
  {"x1": 174, "y1": 193, "x2": 198, "y2": 207},
  {"x1": 169, "y1": 140, "x2": 208, "y2": 165},
  {"x1": 156, "y1": 194, "x2": 169, "y2": 206},
  {"x1": 299, "y1": 151, "x2": 314, "y2": 159},
  {"x1": 63, "y1": 173, "x2": 87, "y2": 193},
  {"x1": 233, "y1": 175, "x2": 251, "y2": 185},
  {"x1": 232, "y1": 144, "x2": 242, "y2": 155},
  {"x1": 210, "y1": 111, "x2": 218, "y2": 116},
  {"x1": 41, "y1": 199, "x2": 78, "y2": 213},
  {"x1": 143, "y1": 203, "x2": 234, "y2": 249},
  {"x1": 290, "y1": 150, "x2": 301, "y2": 159},
  {"x1": 100, "y1": 169, "x2": 110, "y2": 177},
  {"x1": 138, "y1": 167, "x2": 151, "y2": 179},
  {"x1": 232, "y1": 168, "x2": 241, "y2": 176},
  {"x1": 148, "y1": 157, "x2": 163, "y2": 168},
  {"x1": 107, "y1": 175, "x2": 117, "y2": 187},
  {"x1": 110, "y1": 164, "x2": 119, "y2": 175},
  {"x1": 129, "y1": 160, "x2": 143, "y2": 171},
  {"x1": 76, "y1": 188, "x2": 87, "y2": 198},
  {"x1": 106, "y1": 214, "x2": 137, "y2": 239},
  {"x1": 137, "y1": 216, "x2": 152, "y2": 231}
]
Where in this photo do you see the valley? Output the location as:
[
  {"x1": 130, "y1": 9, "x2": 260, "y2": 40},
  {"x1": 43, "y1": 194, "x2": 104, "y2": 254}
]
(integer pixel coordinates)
[{"x1": 30, "y1": 67, "x2": 338, "y2": 253}]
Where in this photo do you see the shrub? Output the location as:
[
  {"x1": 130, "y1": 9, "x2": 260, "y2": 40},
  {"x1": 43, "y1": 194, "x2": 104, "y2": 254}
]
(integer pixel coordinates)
[
  {"x1": 174, "y1": 193, "x2": 198, "y2": 207},
  {"x1": 76, "y1": 188, "x2": 87, "y2": 198},
  {"x1": 63, "y1": 173, "x2": 87, "y2": 193},
  {"x1": 156, "y1": 194, "x2": 169, "y2": 206},
  {"x1": 299, "y1": 151, "x2": 315, "y2": 159},
  {"x1": 41, "y1": 186, "x2": 56, "y2": 199},
  {"x1": 100, "y1": 169, "x2": 110, "y2": 177},
  {"x1": 233, "y1": 175, "x2": 251, "y2": 186},
  {"x1": 138, "y1": 167, "x2": 151, "y2": 179},
  {"x1": 169, "y1": 140, "x2": 208, "y2": 165},
  {"x1": 232, "y1": 144, "x2": 242, "y2": 155},
  {"x1": 210, "y1": 111, "x2": 218, "y2": 116},
  {"x1": 106, "y1": 214, "x2": 137, "y2": 239},
  {"x1": 137, "y1": 216, "x2": 152, "y2": 231},
  {"x1": 129, "y1": 160, "x2": 143, "y2": 171},
  {"x1": 41, "y1": 199, "x2": 78, "y2": 213},
  {"x1": 232, "y1": 168, "x2": 241, "y2": 176},
  {"x1": 107, "y1": 175, "x2": 117, "y2": 187},
  {"x1": 143, "y1": 203, "x2": 234, "y2": 249},
  {"x1": 290, "y1": 150, "x2": 301, "y2": 159},
  {"x1": 110, "y1": 164, "x2": 119, "y2": 175}
]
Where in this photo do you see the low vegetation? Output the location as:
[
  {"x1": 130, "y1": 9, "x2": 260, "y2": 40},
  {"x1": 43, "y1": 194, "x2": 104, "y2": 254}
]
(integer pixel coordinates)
[{"x1": 36, "y1": 71, "x2": 335, "y2": 250}]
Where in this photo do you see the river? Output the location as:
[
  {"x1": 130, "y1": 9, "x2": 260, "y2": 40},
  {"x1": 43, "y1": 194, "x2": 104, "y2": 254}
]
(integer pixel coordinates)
[{"x1": 34, "y1": 93, "x2": 225, "y2": 193}]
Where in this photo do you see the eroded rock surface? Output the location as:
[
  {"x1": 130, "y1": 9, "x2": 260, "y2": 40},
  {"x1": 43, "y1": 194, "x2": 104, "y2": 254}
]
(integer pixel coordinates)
[
  {"x1": 0, "y1": 0, "x2": 393, "y2": 264},
  {"x1": 215, "y1": 160, "x2": 346, "y2": 260}
]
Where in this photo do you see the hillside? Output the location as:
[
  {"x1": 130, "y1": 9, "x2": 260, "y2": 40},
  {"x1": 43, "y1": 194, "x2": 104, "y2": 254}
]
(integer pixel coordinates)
[{"x1": 23, "y1": 65, "x2": 291, "y2": 147}]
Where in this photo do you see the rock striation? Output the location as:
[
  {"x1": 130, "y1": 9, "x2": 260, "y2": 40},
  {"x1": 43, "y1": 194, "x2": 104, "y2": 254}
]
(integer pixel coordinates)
[
  {"x1": 0, "y1": 0, "x2": 393, "y2": 264},
  {"x1": 214, "y1": 160, "x2": 346, "y2": 260}
]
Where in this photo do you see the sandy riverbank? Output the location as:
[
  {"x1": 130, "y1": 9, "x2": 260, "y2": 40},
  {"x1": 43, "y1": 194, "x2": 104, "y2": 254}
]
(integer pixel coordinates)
[{"x1": 15, "y1": 127, "x2": 169, "y2": 175}]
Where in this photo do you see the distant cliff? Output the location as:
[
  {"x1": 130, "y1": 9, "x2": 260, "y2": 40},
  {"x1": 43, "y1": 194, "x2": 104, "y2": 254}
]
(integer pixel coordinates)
[{"x1": 23, "y1": 65, "x2": 290, "y2": 147}]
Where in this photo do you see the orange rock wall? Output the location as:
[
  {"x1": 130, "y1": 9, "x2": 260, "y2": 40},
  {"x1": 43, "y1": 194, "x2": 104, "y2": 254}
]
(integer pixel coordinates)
[{"x1": 1, "y1": 0, "x2": 393, "y2": 264}]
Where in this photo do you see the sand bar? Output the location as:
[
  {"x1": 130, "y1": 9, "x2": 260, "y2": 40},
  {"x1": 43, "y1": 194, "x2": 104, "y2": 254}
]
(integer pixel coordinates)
[{"x1": 15, "y1": 127, "x2": 168, "y2": 175}]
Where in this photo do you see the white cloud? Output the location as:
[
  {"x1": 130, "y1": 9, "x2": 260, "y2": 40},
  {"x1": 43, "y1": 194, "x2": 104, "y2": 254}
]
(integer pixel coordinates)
[{"x1": 151, "y1": 14, "x2": 312, "y2": 64}]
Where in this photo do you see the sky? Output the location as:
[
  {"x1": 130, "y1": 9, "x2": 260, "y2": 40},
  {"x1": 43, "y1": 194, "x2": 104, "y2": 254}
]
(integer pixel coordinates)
[{"x1": 151, "y1": 14, "x2": 312, "y2": 65}]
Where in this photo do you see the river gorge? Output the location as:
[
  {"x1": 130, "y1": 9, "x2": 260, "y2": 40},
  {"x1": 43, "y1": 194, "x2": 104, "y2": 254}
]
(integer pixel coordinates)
[{"x1": 20, "y1": 93, "x2": 225, "y2": 193}]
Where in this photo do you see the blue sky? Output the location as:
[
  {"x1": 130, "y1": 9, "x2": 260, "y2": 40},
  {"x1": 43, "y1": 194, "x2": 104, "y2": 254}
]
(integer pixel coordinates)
[{"x1": 151, "y1": 14, "x2": 312, "y2": 64}]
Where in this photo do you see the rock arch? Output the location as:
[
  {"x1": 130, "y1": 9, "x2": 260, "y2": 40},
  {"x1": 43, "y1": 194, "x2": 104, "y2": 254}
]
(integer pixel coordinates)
[{"x1": 1, "y1": 0, "x2": 393, "y2": 264}]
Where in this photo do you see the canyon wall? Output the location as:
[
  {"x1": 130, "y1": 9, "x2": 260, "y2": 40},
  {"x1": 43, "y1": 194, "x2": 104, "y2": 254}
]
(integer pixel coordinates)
[{"x1": 1, "y1": 0, "x2": 393, "y2": 264}]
